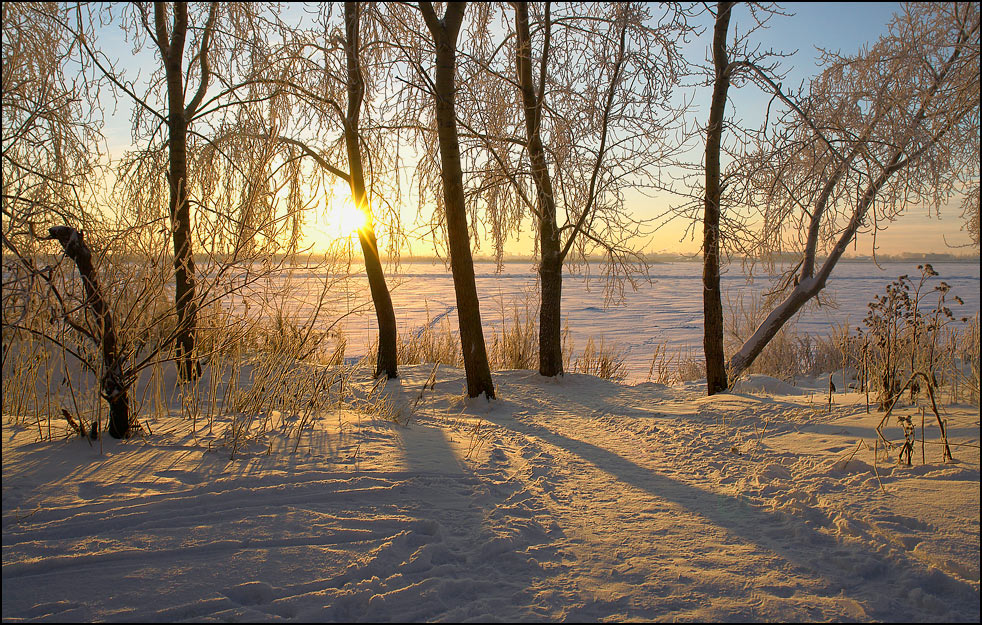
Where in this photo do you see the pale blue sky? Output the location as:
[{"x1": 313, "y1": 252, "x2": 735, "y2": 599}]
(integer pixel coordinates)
[{"x1": 648, "y1": 1, "x2": 977, "y2": 257}]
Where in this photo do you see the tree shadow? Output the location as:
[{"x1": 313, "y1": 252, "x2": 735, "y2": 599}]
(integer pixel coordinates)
[{"x1": 484, "y1": 408, "x2": 979, "y2": 619}]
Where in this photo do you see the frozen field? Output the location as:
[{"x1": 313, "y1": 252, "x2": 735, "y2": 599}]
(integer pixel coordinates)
[{"x1": 317, "y1": 260, "x2": 980, "y2": 381}]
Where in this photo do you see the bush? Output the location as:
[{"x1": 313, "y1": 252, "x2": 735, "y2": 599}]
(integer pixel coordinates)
[{"x1": 857, "y1": 264, "x2": 977, "y2": 409}]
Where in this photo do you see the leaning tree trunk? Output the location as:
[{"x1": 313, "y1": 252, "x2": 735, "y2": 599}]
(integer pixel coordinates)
[
  {"x1": 729, "y1": 150, "x2": 908, "y2": 378},
  {"x1": 702, "y1": 1, "x2": 735, "y2": 396},
  {"x1": 728, "y1": 281, "x2": 818, "y2": 379},
  {"x1": 420, "y1": 1, "x2": 495, "y2": 399},
  {"x1": 344, "y1": 2, "x2": 398, "y2": 379},
  {"x1": 45, "y1": 227, "x2": 130, "y2": 438},
  {"x1": 157, "y1": 1, "x2": 200, "y2": 381}
]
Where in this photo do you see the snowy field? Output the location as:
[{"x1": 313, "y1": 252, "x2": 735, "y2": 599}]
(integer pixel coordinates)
[
  {"x1": 3, "y1": 364, "x2": 979, "y2": 622},
  {"x1": 320, "y1": 260, "x2": 980, "y2": 382}
]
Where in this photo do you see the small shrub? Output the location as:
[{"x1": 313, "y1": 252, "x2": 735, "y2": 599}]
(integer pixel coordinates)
[{"x1": 857, "y1": 264, "x2": 972, "y2": 409}]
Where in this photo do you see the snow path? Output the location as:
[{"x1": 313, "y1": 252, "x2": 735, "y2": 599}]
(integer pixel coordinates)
[{"x1": 3, "y1": 366, "x2": 979, "y2": 622}]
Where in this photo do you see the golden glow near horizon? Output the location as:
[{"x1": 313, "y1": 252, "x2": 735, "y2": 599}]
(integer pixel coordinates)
[{"x1": 302, "y1": 181, "x2": 369, "y2": 250}]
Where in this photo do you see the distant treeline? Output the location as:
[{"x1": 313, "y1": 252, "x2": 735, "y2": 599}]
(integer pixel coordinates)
[{"x1": 5, "y1": 251, "x2": 978, "y2": 266}]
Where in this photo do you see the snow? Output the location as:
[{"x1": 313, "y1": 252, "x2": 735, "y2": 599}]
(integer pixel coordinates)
[
  {"x1": 325, "y1": 260, "x2": 982, "y2": 382},
  {"x1": 731, "y1": 374, "x2": 807, "y2": 396},
  {"x1": 3, "y1": 365, "x2": 979, "y2": 622}
]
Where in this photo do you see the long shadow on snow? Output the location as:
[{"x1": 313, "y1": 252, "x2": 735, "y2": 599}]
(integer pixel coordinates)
[
  {"x1": 327, "y1": 375, "x2": 552, "y2": 622},
  {"x1": 1, "y1": 387, "x2": 549, "y2": 623},
  {"x1": 485, "y1": 408, "x2": 978, "y2": 621}
]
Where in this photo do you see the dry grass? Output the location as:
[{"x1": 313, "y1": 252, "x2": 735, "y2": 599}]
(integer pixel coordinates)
[
  {"x1": 488, "y1": 298, "x2": 538, "y2": 371},
  {"x1": 396, "y1": 295, "x2": 625, "y2": 380},
  {"x1": 723, "y1": 291, "x2": 846, "y2": 384},
  {"x1": 645, "y1": 342, "x2": 704, "y2": 384},
  {"x1": 396, "y1": 303, "x2": 463, "y2": 368},
  {"x1": 0, "y1": 233, "x2": 382, "y2": 450},
  {"x1": 948, "y1": 314, "x2": 981, "y2": 405},
  {"x1": 570, "y1": 336, "x2": 628, "y2": 380}
]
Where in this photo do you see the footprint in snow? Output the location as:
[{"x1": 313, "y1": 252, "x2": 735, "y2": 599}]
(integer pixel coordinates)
[{"x1": 487, "y1": 447, "x2": 508, "y2": 464}]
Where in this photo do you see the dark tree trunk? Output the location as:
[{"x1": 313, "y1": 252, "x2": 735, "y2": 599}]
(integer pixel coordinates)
[
  {"x1": 156, "y1": 1, "x2": 200, "y2": 381},
  {"x1": 420, "y1": 2, "x2": 495, "y2": 399},
  {"x1": 356, "y1": 227, "x2": 399, "y2": 379},
  {"x1": 45, "y1": 227, "x2": 130, "y2": 438},
  {"x1": 538, "y1": 250, "x2": 563, "y2": 376},
  {"x1": 344, "y1": 2, "x2": 398, "y2": 379},
  {"x1": 703, "y1": 1, "x2": 734, "y2": 395},
  {"x1": 514, "y1": 1, "x2": 563, "y2": 377}
]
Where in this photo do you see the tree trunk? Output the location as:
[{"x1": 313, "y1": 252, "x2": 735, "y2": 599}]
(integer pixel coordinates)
[
  {"x1": 344, "y1": 2, "x2": 398, "y2": 379},
  {"x1": 703, "y1": 1, "x2": 734, "y2": 395},
  {"x1": 157, "y1": 1, "x2": 200, "y2": 381},
  {"x1": 538, "y1": 249, "x2": 563, "y2": 376},
  {"x1": 729, "y1": 150, "x2": 906, "y2": 378},
  {"x1": 728, "y1": 279, "x2": 818, "y2": 379},
  {"x1": 45, "y1": 227, "x2": 130, "y2": 438},
  {"x1": 356, "y1": 227, "x2": 398, "y2": 379},
  {"x1": 420, "y1": 2, "x2": 495, "y2": 399},
  {"x1": 513, "y1": 2, "x2": 563, "y2": 377}
]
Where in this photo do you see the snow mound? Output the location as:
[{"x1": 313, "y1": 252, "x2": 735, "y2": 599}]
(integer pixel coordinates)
[
  {"x1": 830, "y1": 457, "x2": 875, "y2": 474},
  {"x1": 734, "y1": 374, "x2": 806, "y2": 396},
  {"x1": 758, "y1": 462, "x2": 793, "y2": 481}
]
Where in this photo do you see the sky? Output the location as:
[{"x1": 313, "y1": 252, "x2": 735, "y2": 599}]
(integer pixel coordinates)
[
  {"x1": 684, "y1": 2, "x2": 976, "y2": 258},
  {"x1": 89, "y1": 2, "x2": 978, "y2": 259},
  {"x1": 617, "y1": 1, "x2": 978, "y2": 259}
]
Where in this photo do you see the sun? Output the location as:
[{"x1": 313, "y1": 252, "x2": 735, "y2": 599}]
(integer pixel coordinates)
[
  {"x1": 298, "y1": 181, "x2": 372, "y2": 250},
  {"x1": 322, "y1": 181, "x2": 369, "y2": 239}
]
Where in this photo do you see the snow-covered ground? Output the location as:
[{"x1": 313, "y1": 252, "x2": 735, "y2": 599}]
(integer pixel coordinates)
[{"x1": 3, "y1": 365, "x2": 979, "y2": 622}]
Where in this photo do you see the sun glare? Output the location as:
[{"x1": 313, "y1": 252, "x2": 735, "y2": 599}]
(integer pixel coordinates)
[{"x1": 319, "y1": 182, "x2": 369, "y2": 241}]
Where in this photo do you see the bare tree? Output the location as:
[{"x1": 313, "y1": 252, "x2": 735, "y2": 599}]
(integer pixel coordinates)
[
  {"x1": 727, "y1": 2, "x2": 980, "y2": 378},
  {"x1": 702, "y1": 1, "x2": 736, "y2": 395},
  {"x1": 67, "y1": 2, "x2": 299, "y2": 381},
  {"x1": 415, "y1": 1, "x2": 496, "y2": 399},
  {"x1": 697, "y1": 2, "x2": 793, "y2": 395},
  {"x1": 213, "y1": 2, "x2": 402, "y2": 378},
  {"x1": 342, "y1": 1, "x2": 398, "y2": 378},
  {"x1": 958, "y1": 186, "x2": 980, "y2": 247},
  {"x1": 2, "y1": 3, "x2": 127, "y2": 434},
  {"x1": 151, "y1": 1, "x2": 217, "y2": 380},
  {"x1": 467, "y1": 2, "x2": 689, "y2": 377}
]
